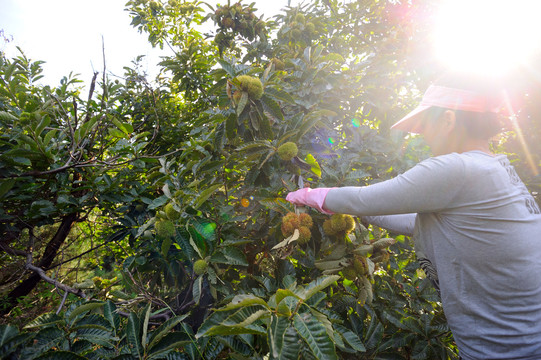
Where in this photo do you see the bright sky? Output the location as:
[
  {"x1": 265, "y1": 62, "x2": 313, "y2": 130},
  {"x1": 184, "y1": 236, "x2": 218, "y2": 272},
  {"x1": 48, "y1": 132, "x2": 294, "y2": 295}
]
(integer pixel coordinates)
[{"x1": 0, "y1": 0, "x2": 296, "y2": 87}]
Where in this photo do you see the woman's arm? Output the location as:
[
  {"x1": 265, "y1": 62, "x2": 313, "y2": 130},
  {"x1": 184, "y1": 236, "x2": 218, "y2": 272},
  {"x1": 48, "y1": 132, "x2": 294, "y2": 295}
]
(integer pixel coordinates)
[
  {"x1": 362, "y1": 214, "x2": 417, "y2": 236},
  {"x1": 323, "y1": 154, "x2": 466, "y2": 216}
]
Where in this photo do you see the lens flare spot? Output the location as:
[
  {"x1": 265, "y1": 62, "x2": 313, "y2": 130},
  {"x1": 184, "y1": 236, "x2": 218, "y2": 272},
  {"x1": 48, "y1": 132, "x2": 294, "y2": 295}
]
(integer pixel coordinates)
[
  {"x1": 241, "y1": 198, "x2": 250, "y2": 207},
  {"x1": 201, "y1": 222, "x2": 217, "y2": 239},
  {"x1": 351, "y1": 118, "x2": 361, "y2": 127},
  {"x1": 327, "y1": 137, "x2": 336, "y2": 145}
]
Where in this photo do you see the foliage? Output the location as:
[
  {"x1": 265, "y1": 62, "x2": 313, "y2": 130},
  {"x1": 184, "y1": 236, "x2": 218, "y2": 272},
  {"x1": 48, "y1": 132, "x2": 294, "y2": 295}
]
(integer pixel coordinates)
[
  {"x1": 0, "y1": 300, "x2": 194, "y2": 359},
  {"x1": 3, "y1": 0, "x2": 539, "y2": 359}
]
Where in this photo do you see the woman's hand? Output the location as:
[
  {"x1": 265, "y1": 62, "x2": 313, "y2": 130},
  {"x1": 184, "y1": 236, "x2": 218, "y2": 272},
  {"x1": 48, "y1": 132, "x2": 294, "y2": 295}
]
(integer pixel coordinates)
[{"x1": 285, "y1": 187, "x2": 334, "y2": 214}]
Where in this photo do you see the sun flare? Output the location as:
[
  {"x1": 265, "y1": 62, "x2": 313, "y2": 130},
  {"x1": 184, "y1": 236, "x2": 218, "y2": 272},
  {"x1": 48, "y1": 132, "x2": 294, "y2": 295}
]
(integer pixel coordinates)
[{"x1": 433, "y1": 0, "x2": 541, "y2": 75}]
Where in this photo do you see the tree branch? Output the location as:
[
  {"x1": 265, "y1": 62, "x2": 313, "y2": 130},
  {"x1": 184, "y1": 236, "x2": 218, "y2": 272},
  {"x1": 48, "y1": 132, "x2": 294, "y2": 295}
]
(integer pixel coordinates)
[
  {"x1": 25, "y1": 253, "x2": 86, "y2": 298},
  {"x1": 0, "y1": 242, "x2": 28, "y2": 257}
]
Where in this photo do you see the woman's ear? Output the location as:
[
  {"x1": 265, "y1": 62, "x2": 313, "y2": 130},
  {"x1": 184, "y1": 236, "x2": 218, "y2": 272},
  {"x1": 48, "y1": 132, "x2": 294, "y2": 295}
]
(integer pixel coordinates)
[{"x1": 441, "y1": 110, "x2": 456, "y2": 134}]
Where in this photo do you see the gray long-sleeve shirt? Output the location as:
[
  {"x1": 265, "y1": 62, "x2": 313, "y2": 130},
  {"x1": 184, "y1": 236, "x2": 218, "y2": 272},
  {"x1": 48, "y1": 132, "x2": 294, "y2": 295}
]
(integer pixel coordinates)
[{"x1": 323, "y1": 151, "x2": 541, "y2": 360}]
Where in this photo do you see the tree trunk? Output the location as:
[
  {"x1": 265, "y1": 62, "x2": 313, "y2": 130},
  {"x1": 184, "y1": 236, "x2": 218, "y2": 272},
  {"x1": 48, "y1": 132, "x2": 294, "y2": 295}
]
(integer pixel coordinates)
[{"x1": 1, "y1": 213, "x2": 77, "y2": 315}]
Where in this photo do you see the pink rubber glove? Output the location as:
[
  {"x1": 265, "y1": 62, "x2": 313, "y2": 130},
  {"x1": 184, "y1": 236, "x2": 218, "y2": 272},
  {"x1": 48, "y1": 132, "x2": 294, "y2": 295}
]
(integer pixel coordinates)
[{"x1": 285, "y1": 188, "x2": 334, "y2": 215}]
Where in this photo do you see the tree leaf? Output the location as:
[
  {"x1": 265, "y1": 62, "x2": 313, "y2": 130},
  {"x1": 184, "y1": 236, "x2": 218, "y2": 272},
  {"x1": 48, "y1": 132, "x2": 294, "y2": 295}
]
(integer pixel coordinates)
[
  {"x1": 292, "y1": 313, "x2": 337, "y2": 360},
  {"x1": 68, "y1": 301, "x2": 104, "y2": 323},
  {"x1": 0, "y1": 325, "x2": 18, "y2": 347},
  {"x1": 193, "y1": 184, "x2": 222, "y2": 209},
  {"x1": 127, "y1": 312, "x2": 142, "y2": 357},
  {"x1": 24, "y1": 313, "x2": 64, "y2": 329},
  {"x1": 226, "y1": 112, "x2": 237, "y2": 140},
  {"x1": 334, "y1": 324, "x2": 365, "y2": 352},
  {"x1": 296, "y1": 275, "x2": 340, "y2": 301},
  {"x1": 148, "y1": 314, "x2": 190, "y2": 349},
  {"x1": 305, "y1": 153, "x2": 321, "y2": 178},
  {"x1": 193, "y1": 275, "x2": 203, "y2": 305},
  {"x1": 218, "y1": 294, "x2": 269, "y2": 312},
  {"x1": 35, "y1": 350, "x2": 87, "y2": 360},
  {"x1": 258, "y1": 198, "x2": 292, "y2": 213},
  {"x1": 275, "y1": 289, "x2": 301, "y2": 305},
  {"x1": 268, "y1": 315, "x2": 289, "y2": 359},
  {"x1": 218, "y1": 59, "x2": 236, "y2": 77},
  {"x1": 103, "y1": 300, "x2": 120, "y2": 333},
  {"x1": 161, "y1": 236, "x2": 172, "y2": 258},
  {"x1": 237, "y1": 92, "x2": 249, "y2": 115},
  {"x1": 296, "y1": 109, "x2": 336, "y2": 140},
  {"x1": 278, "y1": 326, "x2": 301, "y2": 360},
  {"x1": 0, "y1": 179, "x2": 16, "y2": 198},
  {"x1": 210, "y1": 246, "x2": 248, "y2": 266},
  {"x1": 141, "y1": 303, "x2": 152, "y2": 350},
  {"x1": 34, "y1": 115, "x2": 51, "y2": 137},
  {"x1": 264, "y1": 87, "x2": 295, "y2": 104},
  {"x1": 148, "y1": 331, "x2": 193, "y2": 358}
]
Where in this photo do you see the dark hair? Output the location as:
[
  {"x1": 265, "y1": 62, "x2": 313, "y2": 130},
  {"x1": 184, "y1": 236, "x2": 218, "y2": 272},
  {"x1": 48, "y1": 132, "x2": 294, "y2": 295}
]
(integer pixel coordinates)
[{"x1": 425, "y1": 72, "x2": 504, "y2": 139}]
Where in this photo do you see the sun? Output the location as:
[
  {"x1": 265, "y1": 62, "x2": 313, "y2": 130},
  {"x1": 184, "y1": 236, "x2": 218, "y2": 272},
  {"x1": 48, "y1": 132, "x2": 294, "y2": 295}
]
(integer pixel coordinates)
[{"x1": 432, "y1": 0, "x2": 541, "y2": 76}]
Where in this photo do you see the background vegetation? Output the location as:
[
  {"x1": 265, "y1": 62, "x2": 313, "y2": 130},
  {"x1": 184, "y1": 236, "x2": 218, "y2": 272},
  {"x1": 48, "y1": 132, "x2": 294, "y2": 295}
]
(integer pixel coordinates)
[{"x1": 1, "y1": 0, "x2": 539, "y2": 359}]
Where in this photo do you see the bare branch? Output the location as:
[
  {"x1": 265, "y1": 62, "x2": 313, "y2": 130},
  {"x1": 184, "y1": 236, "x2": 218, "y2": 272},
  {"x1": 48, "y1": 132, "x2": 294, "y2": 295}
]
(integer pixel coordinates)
[
  {"x1": 56, "y1": 291, "x2": 69, "y2": 315},
  {"x1": 0, "y1": 242, "x2": 28, "y2": 257},
  {"x1": 25, "y1": 253, "x2": 86, "y2": 298}
]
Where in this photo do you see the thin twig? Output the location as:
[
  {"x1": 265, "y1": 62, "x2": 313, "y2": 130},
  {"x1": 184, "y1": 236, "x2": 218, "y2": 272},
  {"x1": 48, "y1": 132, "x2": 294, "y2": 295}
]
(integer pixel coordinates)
[
  {"x1": 56, "y1": 291, "x2": 69, "y2": 314},
  {"x1": 25, "y1": 253, "x2": 86, "y2": 298}
]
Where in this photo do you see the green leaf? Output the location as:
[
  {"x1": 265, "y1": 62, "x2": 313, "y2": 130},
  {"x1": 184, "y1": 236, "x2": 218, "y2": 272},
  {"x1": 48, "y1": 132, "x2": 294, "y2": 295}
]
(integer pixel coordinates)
[
  {"x1": 264, "y1": 87, "x2": 296, "y2": 104},
  {"x1": 0, "y1": 325, "x2": 18, "y2": 347},
  {"x1": 0, "y1": 111, "x2": 18, "y2": 124},
  {"x1": 305, "y1": 153, "x2": 321, "y2": 178},
  {"x1": 200, "y1": 306, "x2": 269, "y2": 337},
  {"x1": 24, "y1": 313, "x2": 64, "y2": 329},
  {"x1": 72, "y1": 314, "x2": 111, "y2": 331},
  {"x1": 142, "y1": 303, "x2": 152, "y2": 350},
  {"x1": 193, "y1": 184, "x2": 222, "y2": 209},
  {"x1": 34, "y1": 115, "x2": 51, "y2": 137},
  {"x1": 221, "y1": 307, "x2": 269, "y2": 327},
  {"x1": 127, "y1": 312, "x2": 143, "y2": 357},
  {"x1": 108, "y1": 128, "x2": 126, "y2": 138},
  {"x1": 268, "y1": 316, "x2": 290, "y2": 359},
  {"x1": 35, "y1": 351, "x2": 87, "y2": 360},
  {"x1": 218, "y1": 59, "x2": 236, "y2": 77},
  {"x1": 161, "y1": 236, "x2": 172, "y2": 258},
  {"x1": 42, "y1": 128, "x2": 58, "y2": 146},
  {"x1": 226, "y1": 112, "x2": 237, "y2": 140},
  {"x1": 148, "y1": 331, "x2": 193, "y2": 359},
  {"x1": 296, "y1": 275, "x2": 340, "y2": 301},
  {"x1": 334, "y1": 324, "x2": 365, "y2": 352},
  {"x1": 210, "y1": 246, "x2": 248, "y2": 266},
  {"x1": 75, "y1": 327, "x2": 115, "y2": 347},
  {"x1": 199, "y1": 323, "x2": 266, "y2": 337},
  {"x1": 68, "y1": 301, "x2": 104, "y2": 322},
  {"x1": 308, "y1": 307, "x2": 339, "y2": 348},
  {"x1": 258, "y1": 198, "x2": 292, "y2": 213},
  {"x1": 218, "y1": 294, "x2": 269, "y2": 312},
  {"x1": 193, "y1": 275, "x2": 203, "y2": 305},
  {"x1": 103, "y1": 300, "x2": 120, "y2": 333},
  {"x1": 261, "y1": 94, "x2": 283, "y2": 121},
  {"x1": 275, "y1": 289, "x2": 300, "y2": 305},
  {"x1": 112, "y1": 118, "x2": 133, "y2": 135},
  {"x1": 237, "y1": 92, "x2": 249, "y2": 115},
  {"x1": 296, "y1": 109, "x2": 336, "y2": 140},
  {"x1": 292, "y1": 313, "x2": 337, "y2": 360},
  {"x1": 0, "y1": 179, "x2": 16, "y2": 198},
  {"x1": 279, "y1": 326, "x2": 301, "y2": 360},
  {"x1": 25, "y1": 327, "x2": 64, "y2": 356},
  {"x1": 148, "y1": 314, "x2": 189, "y2": 349}
]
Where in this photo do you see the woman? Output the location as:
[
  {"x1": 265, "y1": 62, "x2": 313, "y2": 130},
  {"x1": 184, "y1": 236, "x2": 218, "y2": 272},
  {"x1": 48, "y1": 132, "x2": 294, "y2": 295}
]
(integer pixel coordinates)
[{"x1": 286, "y1": 74, "x2": 541, "y2": 360}]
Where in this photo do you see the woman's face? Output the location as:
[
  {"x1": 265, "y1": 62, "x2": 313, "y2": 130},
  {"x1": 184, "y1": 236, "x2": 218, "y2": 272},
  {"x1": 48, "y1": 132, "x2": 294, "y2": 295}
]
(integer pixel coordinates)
[{"x1": 421, "y1": 110, "x2": 456, "y2": 156}]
